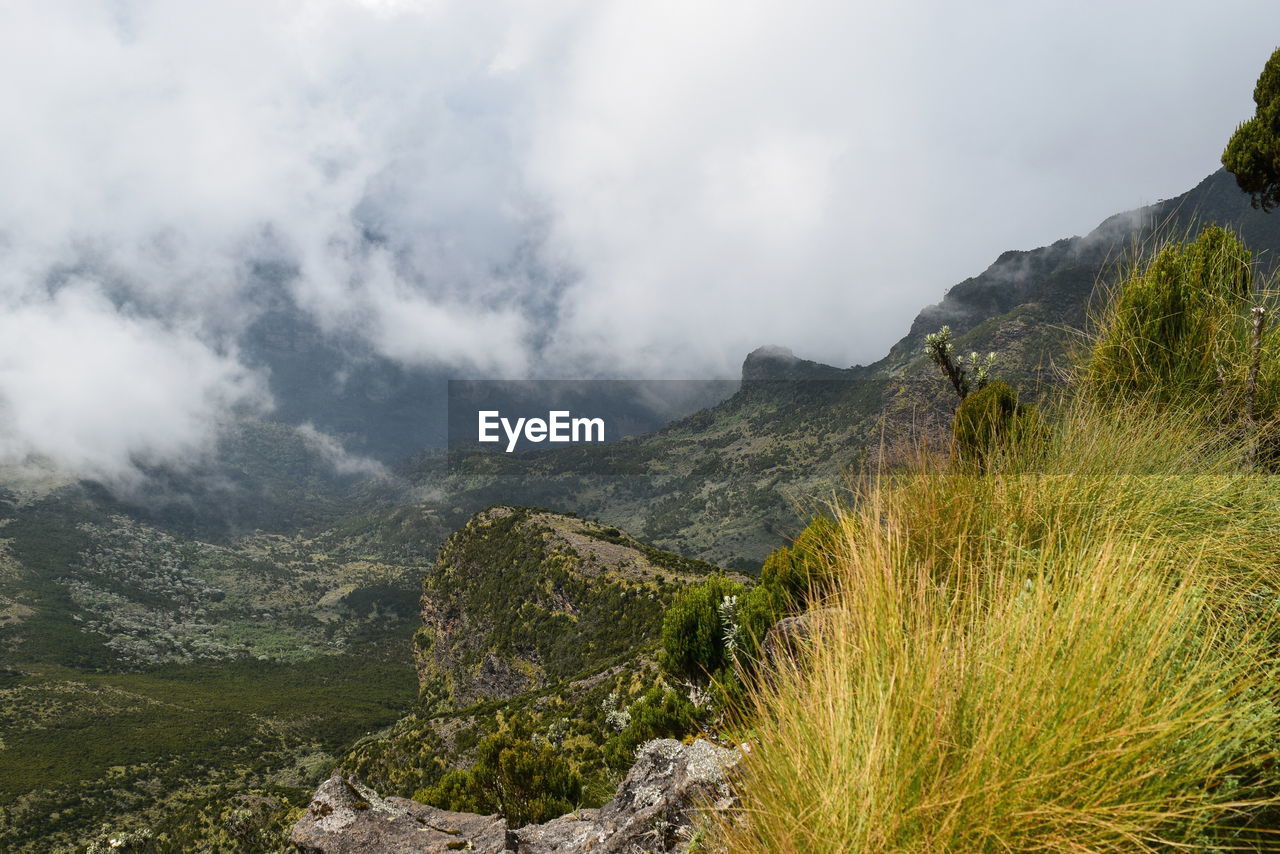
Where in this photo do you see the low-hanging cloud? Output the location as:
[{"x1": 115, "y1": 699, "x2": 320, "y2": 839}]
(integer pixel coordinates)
[
  {"x1": 1, "y1": 0, "x2": 1278, "y2": 478},
  {"x1": 0, "y1": 283, "x2": 266, "y2": 483}
]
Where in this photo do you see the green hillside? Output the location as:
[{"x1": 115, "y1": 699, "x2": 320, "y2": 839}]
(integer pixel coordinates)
[
  {"x1": 342, "y1": 506, "x2": 732, "y2": 810},
  {"x1": 0, "y1": 485, "x2": 429, "y2": 852}
]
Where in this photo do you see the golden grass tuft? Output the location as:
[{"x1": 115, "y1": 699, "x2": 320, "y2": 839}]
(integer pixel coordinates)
[{"x1": 715, "y1": 399, "x2": 1280, "y2": 852}]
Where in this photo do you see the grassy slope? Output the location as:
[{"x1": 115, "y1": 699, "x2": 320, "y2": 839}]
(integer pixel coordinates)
[
  {"x1": 718, "y1": 227, "x2": 1280, "y2": 850},
  {"x1": 721, "y1": 400, "x2": 1280, "y2": 852}
]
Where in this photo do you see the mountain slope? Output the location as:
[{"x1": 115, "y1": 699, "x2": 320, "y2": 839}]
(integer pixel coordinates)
[
  {"x1": 416, "y1": 506, "x2": 723, "y2": 710},
  {"x1": 343, "y1": 506, "x2": 732, "y2": 803}
]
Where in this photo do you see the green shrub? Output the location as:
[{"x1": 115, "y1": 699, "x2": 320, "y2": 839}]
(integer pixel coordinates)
[
  {"x1": 658, "y1": 574, "x2": 746, "y2": 683},
  {"x1": 414, "y1": 721, "x2": 582, "y2": 828},
  {"x1": 655, "y1": 517, "x2": 841, "y2": 687},
  {"x1": 1084, "y1": 224, "x2": 1263, "y2": 408},
  {"x1": 758, "y1": 516, "x2": 839, "y2": 606},
  {"x1": 83, "y1": 827, "x2": 164, "y2": 854},
  {"x1": 1222, "y1": 47, "x2": 1280, "y2": 211},
  {"x1": 732, "y1": 583, "x2": 786, "y2": 668},
  {"x1": 952, "y1": 380, "x2": 1041, "y2": 464},
  {"x1": 603, "y1": 685, "x2": 702, "y2": 768}
]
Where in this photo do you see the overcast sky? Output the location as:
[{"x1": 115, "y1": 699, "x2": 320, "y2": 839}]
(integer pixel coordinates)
[{"x1": 0, "y1": 0, "x2": 1278, "y2": 478}]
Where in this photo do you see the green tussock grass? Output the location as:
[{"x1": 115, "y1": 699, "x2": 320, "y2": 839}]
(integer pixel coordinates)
[{"x1": 715, "y1": 398, "x2": 1280, "y2": 853}]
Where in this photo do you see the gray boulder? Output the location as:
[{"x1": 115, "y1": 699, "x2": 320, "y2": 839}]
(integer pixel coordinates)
[
  {"x1": 761, "y1": 608, "x2": 836, "y2": 667},
  {"x1": 513, "y1": 738, "x2": 739, "y2": 853},
  {"x1": 291, "y1": 773, "x2": 508, "y2": 854}
]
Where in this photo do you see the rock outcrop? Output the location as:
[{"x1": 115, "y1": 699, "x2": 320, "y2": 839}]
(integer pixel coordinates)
[
  {"x1": 514, "y1": 738, "x2": 738, "y2": 853},
  {"x1": 292, "y1": 738, "x2": 740, "y2": 854},
  {"x1": 740, "y1": 344, "x2": 858, "y2": 382},
  {"x1": 290, "y1": 774, "x2": 508, "y2": 854},
  {"x1": 761, "y1": 608, "x2": 836, "y2": 667}
]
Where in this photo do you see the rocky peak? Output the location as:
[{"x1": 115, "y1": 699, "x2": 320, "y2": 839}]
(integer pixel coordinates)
[{"x1": 740, "y1": 345, "x2": 854, "y2": 382}]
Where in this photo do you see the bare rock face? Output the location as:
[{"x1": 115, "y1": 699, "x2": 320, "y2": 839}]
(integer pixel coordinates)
[
  {"x1": 513, "y1": 738, "x2": 739, "y2": 854},
  {"x1": 761, "y1": 608, "x2": 837, "y2": 667},
  {"x1": 292, "y1": 739, "x2": 739, "y2": 854},
  {"x1": 291, "y1": 774, "x2": 508, "y2": 854}
]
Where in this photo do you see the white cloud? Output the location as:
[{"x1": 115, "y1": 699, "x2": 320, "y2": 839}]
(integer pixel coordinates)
[
  {"x1": 0, "y1": 283, "x2": 266, "y2": 482},
  {"x1": 296, "y1": 423, "x2": 388, "y2": 477},
  {"x1": 0, "y1": 0, "x2": 1278, "y2": 474}
]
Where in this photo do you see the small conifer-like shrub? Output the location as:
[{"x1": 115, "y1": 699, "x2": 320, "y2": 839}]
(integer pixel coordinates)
[
  {"x1": 658, "y1": 573, "x2": 746, "y2": 684},
  {"x1": 1223, "y1": 47, "x2": 1280, "y2": 211},
  {"x1": 757, "y1": 515, "x2": 839, "y2": 606},
  {"x1": 414, "y1": 720, "x2": 582, "y2": 827},
  {"x1": 953, "y1": 380, "x2": 1040, "y2": 464},
  {"x1": 658, "y1": 517, "x2": 840, "y2": 692},
  {"x1": 1085, "y1": 225, "x2": 1263, "y2": 406}
]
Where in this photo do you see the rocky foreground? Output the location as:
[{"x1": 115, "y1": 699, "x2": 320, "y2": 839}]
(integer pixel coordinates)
[{"x1": 291, "y1": 738, "x2": 740, "y2": 854}]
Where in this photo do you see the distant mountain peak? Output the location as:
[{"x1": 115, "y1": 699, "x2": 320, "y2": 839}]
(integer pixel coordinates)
[{"x1": 741, "y1": 345, "x2": 853, "y2": 382}]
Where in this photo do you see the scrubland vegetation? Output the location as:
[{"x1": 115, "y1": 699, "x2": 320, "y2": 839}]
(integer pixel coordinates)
[{"x1": 699, "y1": 224, "x2": 1280, "y2": 851}]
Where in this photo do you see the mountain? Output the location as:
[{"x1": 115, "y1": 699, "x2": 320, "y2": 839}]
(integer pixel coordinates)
[
  {"x1": 342, "y1": 506, "x2": 731, "y2": 804},
  {"x1": 401, "y1": 169, "x2": 1280, "y2": 570},
  {"x1": 6, "y1": 167, "x2": 1280, "y2": 850}
]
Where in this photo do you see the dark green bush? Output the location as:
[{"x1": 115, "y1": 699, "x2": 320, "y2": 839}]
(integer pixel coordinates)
[
  {"x1": 733, "y1": 583, "x2": 786, "y2": 668},
  {"x1": 1085, "y1": 225, "x2": 1261, "y2": 407},
  {"x1": 603, "y1": 686, "x2": 702, "y2": 768},
  {"x1": 658, "y1": 518, "x2": 841, "y2": 690},
  {"x1": 952, "y1": 380, "x2": 1040, "y2": 464},
  {"x1": 1223, "y1": 47, "x2": 1280, "y2": 212},
  {"x1": 759, "y1": 516, "x2": 839, "y2": 606},
  {"x1": 658, "y1": 574, "x2": 746, "y2": 683},
  {"x1": 414, "y1": 721, "x2": 582, "y2": 828}
]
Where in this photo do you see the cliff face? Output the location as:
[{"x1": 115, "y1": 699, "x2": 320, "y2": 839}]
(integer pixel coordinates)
[
  {"x1": 415, "y1": 506, "x2": 724, "y2": 710},
  {"x1": 881, "y1": 169, "x2": 1280, "y2": 379}
]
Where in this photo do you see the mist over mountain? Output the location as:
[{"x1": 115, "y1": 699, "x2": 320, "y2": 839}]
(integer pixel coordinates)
[
  {"x1": 2, "y1": 1, "x2": 1278, "y2": 485},
  {"x1": 13, "y1": 165, "x2": 1274, "y2": 545}
]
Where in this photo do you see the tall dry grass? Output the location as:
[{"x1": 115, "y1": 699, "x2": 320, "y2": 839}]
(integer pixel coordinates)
[{"x1": 715, "y1": 400, "x2": 1280, "y2": 852}]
